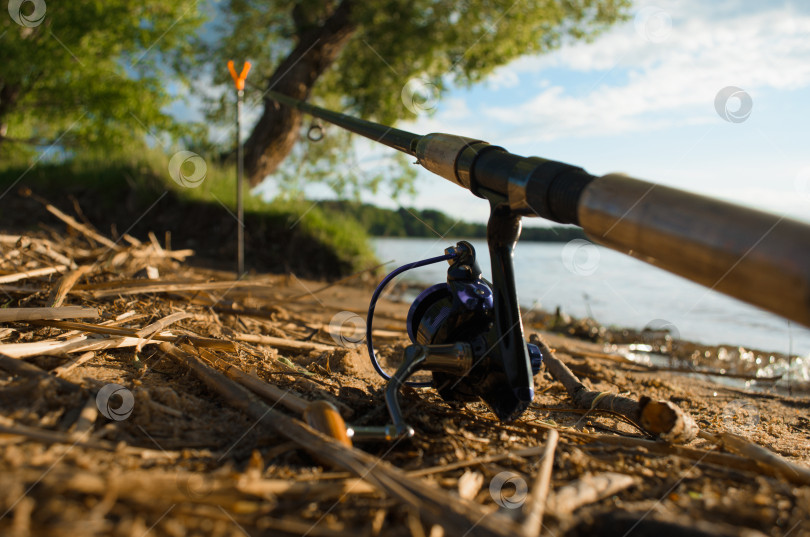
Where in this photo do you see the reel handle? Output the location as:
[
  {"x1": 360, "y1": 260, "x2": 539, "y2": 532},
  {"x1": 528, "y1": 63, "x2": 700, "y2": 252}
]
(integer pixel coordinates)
[
  {"x1": 303, "y1": 400, "x2": 353, "y2": 448},
  {"x1": 352, "y1": 341, "x2": 545, "y2": 441}
]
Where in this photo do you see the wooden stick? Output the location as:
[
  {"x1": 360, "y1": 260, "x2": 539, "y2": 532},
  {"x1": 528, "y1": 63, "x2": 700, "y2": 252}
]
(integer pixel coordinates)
[
  {"x1": 0, "y1": 234, "x2": 23, "y2": 243},
  {"x1": 187, "y1": 344, "x2": 312, "y2": 416},
  {"x1": 217, "y1": 358, "x2": 310, "y2": 415},
  {"x1": 533, "y1": 335, "x2": 698, "y2": 443},
  {"x1": 29, "y1": 241, "x2": 76, "y2": 268},
  {"x1": 122, "y1": 233, "x2": 142, "y2": 246},
  {"x1": 71, "y1": 396, "x2": 99, "y2": 439},
  {"x1": 147, "y1": 231, "x2": 163, "y2": 254},
  {"x1": 0, "y1": 265, "x2": 68, "y2": 284},
  {"x1": 51, "y1": 351, "x2": 95, "y2": 377},
  {"x1": 233, "y1": 333, "x2": 337, "y2": 353},
  {"x1": 638, "y1": 397, "x2": 700, "y2": 443},
  {"x1": 28, "y1": 319, "x2": 235, "y2": 352},
  {"x1": 0, "y1": 335, "x2": 90, "y2": 358},
  {"x1": 0, "y1": 419, "x2": 115, "y2": 451},
  {"x1": 0, "y1": 352, "x2": 80, "y2": 392},
  {"x1": 78, "y1": 280, "x2": 261, "y2": 298},
  {"x1": 47, "y1": 265, "x2": 93, "y2": 307},
  {"x1": 189, "y1": 345, "x2": 354, "y2": 419},
  {"x1": 0, "y1": 306, "x2": 98, "y2": 323},
  {"x1": 545, "y1": 472, "x2": 638, "y2": 516},
  {"x1": 128, "y1": 247, "x2": 194, "y2": 261},
  {"x1": 701, "y1": 431, "x2": 810, "y2": 486},
  {"x1": 0, "y1": 234, "x2": 75, "y2": 266},
  {"x1": 43, "y1": 203, "x2": 119, "y2": 250},
  {"x1": 521, "y1": 429, "x2": 558, "y2": 537},
  {"x1": 558, "y1": 427, "x2": 810, "y2": 485},
  {"x1": 10, "y1": 466, "x2": 377, "y2": 506},
  {"x1": 134, "y1": 311, "x2": 191, "y2": 338},
  {"x1": 160, "y1": 342, "x2": 524, "y2": 537},
  {"x1": 408, "y1": 445, "x2": 549, "y2": 478},
  {"x1": 311, "y1": 322, "x2": 404, "y2": 340},
  {"x1": 0, "y1": 328, "x2": 232, "y2": 358}
]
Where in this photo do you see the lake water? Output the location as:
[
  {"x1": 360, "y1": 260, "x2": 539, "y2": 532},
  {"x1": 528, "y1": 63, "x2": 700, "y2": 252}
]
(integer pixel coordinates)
[{"x1": 372, "y1": 237, "x2": 810, "y2": 365}]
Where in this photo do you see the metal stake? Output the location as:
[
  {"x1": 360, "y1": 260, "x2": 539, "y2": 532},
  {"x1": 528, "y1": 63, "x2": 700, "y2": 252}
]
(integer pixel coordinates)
[
  {"x1": 236, "y1": 88, "x2": 244, "y2": 278},
  {"x1": 227, "y1": 60, "x2": 251, "y2": 278}
]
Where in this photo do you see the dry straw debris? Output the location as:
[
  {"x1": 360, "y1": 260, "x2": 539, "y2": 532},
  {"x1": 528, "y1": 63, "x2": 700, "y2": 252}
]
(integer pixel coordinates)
[{"x1": 0, "y1": 197, "x2": 808, "y2": 536}]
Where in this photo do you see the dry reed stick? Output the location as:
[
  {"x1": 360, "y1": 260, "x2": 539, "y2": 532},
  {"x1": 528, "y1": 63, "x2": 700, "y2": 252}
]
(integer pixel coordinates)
[
  {"x1": 700, "y1": 431, "x2": 810, "y2": 486},
  {"x1": 0, "y1": 352, "x2": 79, "y2": 392},
  {"x1": 233, "y1": 332, "x2": 337, "y2": 353},
  {"x1": 43, "y1": 202, "x2": 119, "y2": 250},
  {"x1": 50, "y1": 351, "x2": 95, "y2": 377},
  {"x1": 545, "y1": 472, "x2": 638, "y2": 516},
  {"x1": 533, "y1": 335, "x2": 698, "y2": 443},
  {"x1": 28, "y1": 319, "x2": 236, "y2": 351},
  {"x1": 47, "y1": 265, "x2": 93, "y2": 307},
  {"x1": 521, "y1": 429, "x2": 558, "y2": 537},
  {"x1": 0, "y1": 306, "x2": 98, "y2": 322},
  {"x1": 160, "y1": 342, "x2": 525, "y2": 537},
  {"x1": 0, "y1": 265, "x2": 68, "y2": 284}
]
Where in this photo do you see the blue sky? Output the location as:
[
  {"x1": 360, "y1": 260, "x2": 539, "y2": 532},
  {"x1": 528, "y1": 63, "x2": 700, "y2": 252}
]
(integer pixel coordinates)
[{"x1": 265, "y1": 0, "x2": 810, "y2": 228}]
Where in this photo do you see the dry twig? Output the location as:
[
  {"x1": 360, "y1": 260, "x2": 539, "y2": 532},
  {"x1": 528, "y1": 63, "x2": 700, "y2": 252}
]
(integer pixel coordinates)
[
  {"x1": 533, "y1": 335, "x2": 698, "y2": 443},
  {"x1": 521, "y1": 429, "x2": 558, "y2": 537},
  {"x1": 160, "y1": 341, "x2": 526, "y2": 537}
]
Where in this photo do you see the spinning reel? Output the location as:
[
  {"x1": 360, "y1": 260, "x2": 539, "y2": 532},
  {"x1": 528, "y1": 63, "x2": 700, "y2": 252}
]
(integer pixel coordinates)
[{"x1": 359, "y1": 211, "x2": 545, "y2": 440}]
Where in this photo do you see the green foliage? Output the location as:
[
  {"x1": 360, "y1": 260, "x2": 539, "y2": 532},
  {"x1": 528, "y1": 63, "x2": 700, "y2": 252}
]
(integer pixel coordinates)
[
  {"x1": 327, "y1": 0, "x2": 631, "y2": 124},
  {"x1": 197, "y1": 0, "x2": 630, "y2": 194},
  {"x1": 0, "y1": 1, "x2": 205, "y2": 158},
  {"x1": 0, "y1": 148, "x2": 377, "y2": 275},
  {"x1": 272, "y1": 127, "x2": 418, "y2": 200},
  {"x1": 205, "y1": 0, "x2": 630, "y2": 122},
  {"x1": 319, "y1": 200, "x2": 587, "y2": 242}
]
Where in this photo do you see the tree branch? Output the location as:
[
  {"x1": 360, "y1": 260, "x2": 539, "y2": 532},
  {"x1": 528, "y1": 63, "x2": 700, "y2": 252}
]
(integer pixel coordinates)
[{"x1": 243, "y1": 0, "x2": 356, "y2": 186}]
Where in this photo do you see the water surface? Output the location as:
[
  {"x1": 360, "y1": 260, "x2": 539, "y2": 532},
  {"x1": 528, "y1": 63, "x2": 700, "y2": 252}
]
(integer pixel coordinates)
[{"x1": 373, "y1": 237, "x2": 810, "y2": 362}]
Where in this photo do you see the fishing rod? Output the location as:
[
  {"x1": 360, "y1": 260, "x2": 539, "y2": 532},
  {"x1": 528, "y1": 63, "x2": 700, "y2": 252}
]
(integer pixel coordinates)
[{"x1": 266, "y1": 89, "x2": 810, "y2": 440}]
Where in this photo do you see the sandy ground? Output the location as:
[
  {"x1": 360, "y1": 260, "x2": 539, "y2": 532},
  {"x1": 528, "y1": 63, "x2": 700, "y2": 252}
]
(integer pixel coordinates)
[{"x1": 1, "y1": 230, "x2": 809, "y2": 537}]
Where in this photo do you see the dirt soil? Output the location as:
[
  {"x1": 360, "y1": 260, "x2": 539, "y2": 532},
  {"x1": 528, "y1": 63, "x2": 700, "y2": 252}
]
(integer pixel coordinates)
[{"x1": 1, "y1": 225, "x2": 809, "y2": 537}]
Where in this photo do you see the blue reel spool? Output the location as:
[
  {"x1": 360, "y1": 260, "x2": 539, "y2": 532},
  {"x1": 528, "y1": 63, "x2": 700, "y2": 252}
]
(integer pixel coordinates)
[{"x1": 366, "y1": 242, "x2": 544, "y2": 409}]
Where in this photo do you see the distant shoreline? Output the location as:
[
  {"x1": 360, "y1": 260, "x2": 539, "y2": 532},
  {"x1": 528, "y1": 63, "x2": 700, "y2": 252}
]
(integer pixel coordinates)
[{"x1": 320, "y1": 200, "x2": 588, "y2": 242}]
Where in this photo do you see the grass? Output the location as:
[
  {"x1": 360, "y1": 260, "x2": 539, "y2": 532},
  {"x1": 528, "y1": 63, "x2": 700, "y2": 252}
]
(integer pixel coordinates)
[{"x1": 0, "y1": 145, "x2": 378, "y2": 278}]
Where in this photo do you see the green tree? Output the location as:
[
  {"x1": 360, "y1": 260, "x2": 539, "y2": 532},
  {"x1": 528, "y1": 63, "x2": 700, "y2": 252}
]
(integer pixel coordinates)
[
  {"x1": 202, "y1": 0, "x2": 630, "y2": 189},
  {"x1": 0, "y1": 1, "x2": 203, "y2": 161}
]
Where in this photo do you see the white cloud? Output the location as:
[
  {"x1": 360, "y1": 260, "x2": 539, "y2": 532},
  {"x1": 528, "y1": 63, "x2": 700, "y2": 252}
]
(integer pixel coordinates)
[
  {"x1": 402, "y1": 1, "x2": 810, "y2": 145},
  {"x1": 364, "y1": 1, "x2": 810, "y2": 225},
  {"x1": 482, "y1": 3, "x2": 810, "y2": 141},
  {"x1": 486, "y1": 66, "x2": 520, "y2": 90}
]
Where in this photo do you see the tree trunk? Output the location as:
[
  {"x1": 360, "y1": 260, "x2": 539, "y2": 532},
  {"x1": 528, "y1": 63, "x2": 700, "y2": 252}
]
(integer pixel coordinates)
[
  {"x1": 243, "y1": 0, "x2": 356, "y2": 187},
  {"x1": 0, "y1": 81, "x2": 22, "y2": 153}
]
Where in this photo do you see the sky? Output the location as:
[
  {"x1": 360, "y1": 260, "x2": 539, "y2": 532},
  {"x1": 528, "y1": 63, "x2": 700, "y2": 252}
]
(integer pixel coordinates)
[{"x1": 272, "y1": 0, "x2": 810, "y2": 228}]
